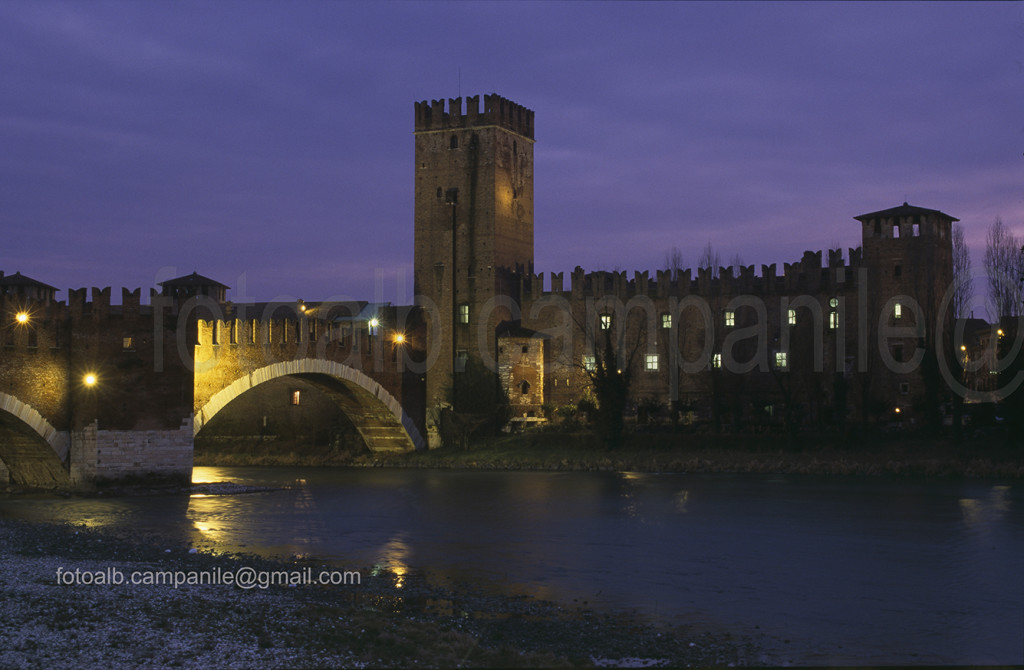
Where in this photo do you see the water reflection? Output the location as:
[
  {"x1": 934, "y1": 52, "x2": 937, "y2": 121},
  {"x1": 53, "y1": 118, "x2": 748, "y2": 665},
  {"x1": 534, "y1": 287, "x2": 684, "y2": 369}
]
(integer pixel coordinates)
[
  {"x1": 373, "y1": 533, "x2": 411, "y2": 589},
  {"x1": 959, "y1": 484, "x2": 1013, "y2": 527}
]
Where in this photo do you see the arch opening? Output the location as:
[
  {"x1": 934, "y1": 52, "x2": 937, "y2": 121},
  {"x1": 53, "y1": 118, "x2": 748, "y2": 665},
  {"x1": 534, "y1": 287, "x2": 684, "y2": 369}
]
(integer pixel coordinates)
[
  {"x1": 194, "y1": 359, "x2": 423, "y2": 454},
  {"x1": 0, "y1": 396, "x2": 69, "y2": 488}
]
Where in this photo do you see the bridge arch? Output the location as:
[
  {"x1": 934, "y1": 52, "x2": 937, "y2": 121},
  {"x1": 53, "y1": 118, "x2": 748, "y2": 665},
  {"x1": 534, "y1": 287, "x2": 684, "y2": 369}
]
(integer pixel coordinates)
[
  {"x1": 194, "y1": 358, "x2": 424, "y2": 452},
  {"x1": 0, "y1": 392, "x2": 70, "y2": 487}
]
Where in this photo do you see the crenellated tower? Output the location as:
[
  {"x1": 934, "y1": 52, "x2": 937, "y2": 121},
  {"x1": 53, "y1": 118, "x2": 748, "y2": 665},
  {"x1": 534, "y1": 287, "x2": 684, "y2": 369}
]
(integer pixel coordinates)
[
  {"x1": 855, "y1": 202, "x2": 957, "y2": 416},
  {"x1": 413, "y1": 94, "x2": 535, "y2": 438}
]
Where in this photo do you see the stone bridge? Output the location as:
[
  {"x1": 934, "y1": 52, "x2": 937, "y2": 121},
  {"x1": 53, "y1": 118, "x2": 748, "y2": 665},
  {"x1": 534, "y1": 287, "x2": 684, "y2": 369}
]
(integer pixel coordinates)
[{"x1": 0, "y1": 273, "x2": 426, "y2": 488}]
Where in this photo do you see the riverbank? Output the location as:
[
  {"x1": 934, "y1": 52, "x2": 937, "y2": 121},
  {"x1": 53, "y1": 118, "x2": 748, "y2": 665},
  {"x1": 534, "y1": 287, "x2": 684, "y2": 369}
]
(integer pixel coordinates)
[
  {"x1": 0, "y1": 516, "x2": 763, "y2": 668},
  {"x1": 195, "y1": 430, "x2": 1024, "y2": 479}
]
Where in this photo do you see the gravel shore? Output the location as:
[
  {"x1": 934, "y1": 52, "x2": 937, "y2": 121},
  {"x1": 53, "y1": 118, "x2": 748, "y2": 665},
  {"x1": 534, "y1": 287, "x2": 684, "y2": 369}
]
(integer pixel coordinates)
[{"x1": 0, "y1": 514, "x2": 765, "y2": 668}]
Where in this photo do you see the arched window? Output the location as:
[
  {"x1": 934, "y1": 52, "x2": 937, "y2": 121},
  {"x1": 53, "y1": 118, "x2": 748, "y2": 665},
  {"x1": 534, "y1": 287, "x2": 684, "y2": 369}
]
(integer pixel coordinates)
[
  {"x1": 450, "y1": 135, "x2": 458, "y2": 149},
  {"x1": 519, "y1": 380, "x2": 530, "y2": 395}
]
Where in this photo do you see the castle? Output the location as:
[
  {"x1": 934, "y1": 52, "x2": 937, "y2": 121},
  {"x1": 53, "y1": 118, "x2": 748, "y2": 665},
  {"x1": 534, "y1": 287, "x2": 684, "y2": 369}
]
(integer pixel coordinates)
[
  {"x1": 413, "y1": 94, "x2": 957, "y2": 443},
  {"x1": 0, "y1": 92, "x2": 962, "y2": 487}
]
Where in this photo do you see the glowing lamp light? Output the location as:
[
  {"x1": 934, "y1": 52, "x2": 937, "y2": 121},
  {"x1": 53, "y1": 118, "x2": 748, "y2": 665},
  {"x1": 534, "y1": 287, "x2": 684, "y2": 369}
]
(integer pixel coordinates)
[
  {"x1": 960, "y1": 345, "x2": 967, "y2": 352},
  {"x1": 393, "y1": 333, "x2": 405, "y2": 345},
  {"x1": 368, "y1": 318, "x2": 380, "y2": 329},
  {"x1": 894, "y1": 407, "x2": 901, "y2": 414},
  {"x1": 83, "y1": 373, "x2": 98, "y2": 387},
  {"x1": 998, "y1": 329, "x2": 1005, "y2": 337},
  {"x1": 15, "y1": 312, "x2": 29, "y2": 324}
]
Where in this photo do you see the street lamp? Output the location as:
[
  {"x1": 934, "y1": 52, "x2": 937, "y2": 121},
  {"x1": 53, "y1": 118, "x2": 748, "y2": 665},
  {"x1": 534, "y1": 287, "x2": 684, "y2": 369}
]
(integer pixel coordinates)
[
  {"x1": 15, "y1": 311, "x2": 28, "y2": 324},
  {"x1": 83, "y1": 373, "x2": 98, "y2": 387}
]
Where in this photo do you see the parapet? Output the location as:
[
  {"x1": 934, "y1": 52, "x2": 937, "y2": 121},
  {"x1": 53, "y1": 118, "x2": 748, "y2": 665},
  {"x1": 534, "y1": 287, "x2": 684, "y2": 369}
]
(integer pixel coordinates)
[
  {"x1": 530, "y1": 247, "x2": 866, "y2": 302},
  {"x1": 415, "y1": 94, "x2": 534, "y2": 139}
]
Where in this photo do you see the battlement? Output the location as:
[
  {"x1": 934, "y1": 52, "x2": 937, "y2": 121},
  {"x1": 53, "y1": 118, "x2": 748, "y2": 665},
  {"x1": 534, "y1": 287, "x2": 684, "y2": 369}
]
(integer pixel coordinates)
[
  {"x1": 519, "y1": 248, "x2": 865, "y2": 301},
  {"x1": 415, "y1": 94, "x2": 534, "y2": 139}
]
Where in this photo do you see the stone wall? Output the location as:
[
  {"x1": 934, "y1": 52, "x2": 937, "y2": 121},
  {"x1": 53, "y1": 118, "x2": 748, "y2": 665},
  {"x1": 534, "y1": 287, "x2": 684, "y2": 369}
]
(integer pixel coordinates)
[{"x1": 70, "y1": 418, "x2": 193, "y2": 484}]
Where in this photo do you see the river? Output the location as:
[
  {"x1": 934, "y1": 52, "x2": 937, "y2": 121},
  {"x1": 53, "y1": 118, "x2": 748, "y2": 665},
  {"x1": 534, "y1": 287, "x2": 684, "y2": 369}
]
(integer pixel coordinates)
[{"x1": 1, "y1": 467, "x2": 1021, "y2": 665}]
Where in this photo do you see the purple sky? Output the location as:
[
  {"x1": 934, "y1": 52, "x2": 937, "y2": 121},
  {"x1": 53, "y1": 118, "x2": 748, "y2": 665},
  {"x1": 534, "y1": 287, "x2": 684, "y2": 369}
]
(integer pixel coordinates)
[{"x1": 2, "y1": 1, "x2": 1022, "y2": 308}]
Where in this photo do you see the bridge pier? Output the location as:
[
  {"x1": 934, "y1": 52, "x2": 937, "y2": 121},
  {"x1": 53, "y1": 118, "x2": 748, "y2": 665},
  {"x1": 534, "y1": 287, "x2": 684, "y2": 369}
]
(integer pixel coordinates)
[{"x1": 68, "y1": 418, "x2": 194, "y2": 485}]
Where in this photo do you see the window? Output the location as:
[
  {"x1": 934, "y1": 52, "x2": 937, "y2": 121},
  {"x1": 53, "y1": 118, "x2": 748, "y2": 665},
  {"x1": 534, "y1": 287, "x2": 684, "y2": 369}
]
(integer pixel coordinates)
[
  {"x1": 899, "y1": 382, "x2": 910, "y2": 395},
  {"x1": 521, "y1": 344, "x2": 529, "y2": 354},
  {"x1": 775, "y1": 352, "x2": 788, "y2": 370},
  {"x1": 894, "y1": 264, "x2": 902, "y2": 278},
  {"x1": 724, "y1": 310, "x2": 735, "y2": 327},
  {"x1": 122, "y1": 336, "x2": 134, "y2": 351},
  {"x1": 455, "y1": 350, "x2": 468, "y2": 372},
  {"x1": 449, "y1": 134, "x2": 458, "y2": 149},
  {"x1": 661, "y1": 313, "x2": 672, "y2": 329},
  {"x1": 894, "y1": 302, "x2": 903, "y2": 319},
  {"x1": 893, "y1": 344, "x2": 904, "y2": 363},
  {"x1": 291, "y1": 390, "x2": 300, "y2": 406},
  {"x1": 892, "y1": 224, "x2": 900, "y2": 239},
  {"x1": 600, "y1": 314, "x2": 612, "y2": 330},
  {"x1": 583, "y1": 354, "x2": 596, "y2": 372},
  {"x1": 829, "y1": 312, "x2": 839, "y2": 329},
  {"x1": 458, "y1": 303, "x2": 470, "y2": 324},
  {"x1": 520, "y1": 380, "x2": 530, "y2": 395},
  {"x1": 712, "y1": 353, "x2": 722, "y2": 369},
  {"x1": 788, "y1": 309, "x2": 797, "y2": 326},
  {"x1": 645, "y1": 354, "x2": 659, "y2": 371},
  {"x1": 912, "y1": 223, "x2": 920, "y2": 237},
  {"x1": 829, "y1": 298, "x2": 838, "y2": 308}
]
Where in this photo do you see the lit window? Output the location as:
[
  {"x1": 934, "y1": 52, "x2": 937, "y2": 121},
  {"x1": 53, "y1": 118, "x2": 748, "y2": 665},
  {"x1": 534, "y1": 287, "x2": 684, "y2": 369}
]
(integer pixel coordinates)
[
  {"x1": 712, "y1": 353, "x2": 722, "y2": 369},
  {"x1": 645, "y1": 354, "x2": 659, "y2": 371},
  {"x1": 291, "y1": 390, "x2": 300, "y2": 406},
  {"x1": 122, "y1": 337, "x2": 134, "y2": 351},
  {"x1": 788, "y1": 309, "x2": 796, "y2": 326},
  {"x1": 829, "y1": 297, "x2": 838, "y2": 308},
  {"x1": 661, "y1": 313, "x2": 672, "y2": 329},
  {"x1": 455, "y1": 350, "x2": 468, "y2": 372},
  {"x1": 894, "y1": 302, "x2": 902, "y2": 319},
  {"x1": 600, "y1": 314, "x2": 612, "y2": 330},
  {"x1": 829, "y1": 312, "x2": 839, "y2": 329},
  {"x1": 458, "y1": 304, "x2": 469, "y2": 324},
  {"x1": 775, "y1": 352, "x2": 788, "y2": 370},
  {"x1": 583, "y1": 354, "x2": 596, "y2": 372},
  {"x1": 724, "y1": 310, "x2": 735, "y2": 327}
]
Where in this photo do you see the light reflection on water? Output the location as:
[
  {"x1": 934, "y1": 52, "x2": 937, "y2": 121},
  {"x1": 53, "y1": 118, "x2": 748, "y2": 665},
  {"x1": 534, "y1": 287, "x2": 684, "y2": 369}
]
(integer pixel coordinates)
[{"x1": 2, "y1": 467, "x2": 1022, "y2": 665}]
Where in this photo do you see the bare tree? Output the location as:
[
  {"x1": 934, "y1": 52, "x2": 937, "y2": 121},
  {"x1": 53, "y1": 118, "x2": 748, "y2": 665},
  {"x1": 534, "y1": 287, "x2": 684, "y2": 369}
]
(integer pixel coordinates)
[
  {"x1": 984, "y1": 218, "x2": 1022, "y2": 317},
  {"x1": 952, "y1": 223, "x2": 972, "y2": 319},
  {"x1": 729, "y1": 253, "x2": 744, "y2": 276},
  {"x1": 664, "y1": 246, "x2": 684, "y2": 281},
  {"x1": 698, "y1": 241, "x2": 721, "y2": 279}
]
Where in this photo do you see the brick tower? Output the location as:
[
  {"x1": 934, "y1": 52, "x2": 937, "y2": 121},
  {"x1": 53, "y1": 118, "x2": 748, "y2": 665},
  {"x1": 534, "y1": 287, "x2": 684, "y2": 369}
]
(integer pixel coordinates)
[
  {"x1": 413, "y1": 94, "x2": 535, "y2": 443},
  {"x1": 855, "y1": 202, "x2": 956, "y2": 419}
]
